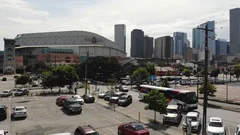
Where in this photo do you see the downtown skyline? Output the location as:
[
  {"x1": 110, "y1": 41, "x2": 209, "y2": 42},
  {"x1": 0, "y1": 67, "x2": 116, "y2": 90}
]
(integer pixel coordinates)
[{"x1": 0, "y1": 0, "x2": 239, "y2": 56}]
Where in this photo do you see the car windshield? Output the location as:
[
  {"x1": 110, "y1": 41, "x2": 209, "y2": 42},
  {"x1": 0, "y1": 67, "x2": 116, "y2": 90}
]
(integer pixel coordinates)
[
  {"x1": 167, "y1": 109, "x2": 177, "y2": 113},
  {"x1": 133, "y1": 125, "x2": 145, "y2": 131},
  {"x1": 188, "y1": 116, "x2": 197, "y2": 121},
  {"x1": 86, "y1": 132, "x2": 99, "y2": 135},
  {"x1": 68, "y1": 100, "x2": 79, "y2": 105},
  {"x1": 119, "y1": 96, "x2": 127, "y2": 100},
  {"x1": 186, "y1": 92, "x2": 198, "y2": 104},
  {"x1": 0, "y1": 108, "x2": 5, "y2": 112},
  {"x1": 15, "y1": 108, "x2": 25, "y2": 111},
  {"x1": 209, "y1": 122, "x2": 223, "y2": 127},
  {"x1": 17, "y1": 90, "x2": 23, "y2": 92},
  {"x1": 3, "y1": 91, "x2": 9, "y2": 93}
]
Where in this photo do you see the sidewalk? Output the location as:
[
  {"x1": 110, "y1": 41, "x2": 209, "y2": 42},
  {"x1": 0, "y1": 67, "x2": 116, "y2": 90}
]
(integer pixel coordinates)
[{"x1": 198, "y1": 99, "x2": 240, "y2": 113}]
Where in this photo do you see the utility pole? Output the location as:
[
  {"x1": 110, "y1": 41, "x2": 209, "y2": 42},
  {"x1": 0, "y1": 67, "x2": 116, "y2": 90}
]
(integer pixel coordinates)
[
  {"x1": 55, "y1": 55, "x2": 57, "y2": 68},
  {"x1": 197, "y1": 23, "x2": 213, "y2": 135},
  {"x1": 85, "y1": 51, "x2": 89, "y2": 94}
]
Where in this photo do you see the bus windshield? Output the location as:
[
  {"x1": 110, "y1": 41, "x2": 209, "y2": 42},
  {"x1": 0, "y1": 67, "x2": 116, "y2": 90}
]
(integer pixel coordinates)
[{"x1": 186, "y1": 92, "x2": 197, "y2": 104}]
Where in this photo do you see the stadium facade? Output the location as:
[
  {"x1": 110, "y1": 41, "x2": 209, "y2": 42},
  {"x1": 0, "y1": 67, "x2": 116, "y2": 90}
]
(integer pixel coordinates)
[{"x1": 2, "y1": 31, "x2": 126, "y2": 74}]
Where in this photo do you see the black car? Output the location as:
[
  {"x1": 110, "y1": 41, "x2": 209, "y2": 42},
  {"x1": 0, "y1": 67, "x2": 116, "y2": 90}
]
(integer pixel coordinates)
[
  {"x1": 118, "y1": 95, "x2": 132, "y2": 106},
  {"x1": 0, "y1": 105, "x2": 7, "y2": 120},
  {"x1": 109, "y1": 92, "x2": 127, "y2": 103},
  {"x1": 63, "y1": 98, "x2": 82, "y2": 114},
  {"x1": 82, "y1": 94, "x2": 95, "y2": 103}
]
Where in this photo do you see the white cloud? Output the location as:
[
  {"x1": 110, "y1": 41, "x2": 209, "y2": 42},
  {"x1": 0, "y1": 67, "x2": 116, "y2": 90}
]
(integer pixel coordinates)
[{"x1": 0, "y1": 0, "x2": 239, "y2": 56}]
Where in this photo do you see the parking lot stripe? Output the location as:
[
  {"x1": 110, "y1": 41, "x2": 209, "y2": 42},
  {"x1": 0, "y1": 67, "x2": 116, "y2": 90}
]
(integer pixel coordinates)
[
  {"x1": 106, "y1": 127, "x2": 117, "y2": 134},
  {"x1": 113, "y1": 118, "x2": 122, "y2": 124},
  {"x1": 33, "y1": 96, "x2": 38, "y2": 100},
  {"x1": 228, "y1": 126, "x2": 231, "y2": 135},
  {"x1": 39, "y1": 104, "x2": 50, "y2": 117}
]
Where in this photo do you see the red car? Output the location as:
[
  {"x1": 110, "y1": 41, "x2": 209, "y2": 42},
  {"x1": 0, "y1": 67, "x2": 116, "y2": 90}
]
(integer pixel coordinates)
[
  {"x1": 118, "y1": 122, "x2": 150, "y2": 135},
  {"x1": 56, "y1": 96, "x2": 68, "y2": 106},
  {"x1": 74, "y1": 125, "x2": 99, "y2": 135}
]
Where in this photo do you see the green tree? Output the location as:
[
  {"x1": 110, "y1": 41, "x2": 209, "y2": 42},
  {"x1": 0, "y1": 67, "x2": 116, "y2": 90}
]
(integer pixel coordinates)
[
  {"x1": 41, "y1": 65, "x2": 79, "y2": 93},
  {"x1": 15, "y1": 75, "x2": 30, "y2": 86},
  {"x1": 145, "y1": 63, "x2": 156, "y2": 75},
  {"x1": 34, "y1": 61, "x2": 47, "y2": 73},
  {"x1": 144, "y1": 90, "x2": 168, "y2": 123},
  {"x1": 198, "y1": 81, "x2": 217, "y2": 97},
  {"x1": 210, "y1": 68, "x2": 220, "y2": 78},
  {"x1": 25, "y1": 65, "x2": 32, "y2": 72},
  {"x1": 183, "y1": 69, "x2": 192, "y2": 79},
  {"x1": 233, "y1": 64, "x2": 240, "y2": 81},
  {"x1": 161, "y1": 78, "x2": 170, "y2": 88},
  {"x1": 132, "y1": 67, "x2": 149, "y2": 86},
  {"x1": 78, "y1": 56, "x2": 121, "y2": 82}
]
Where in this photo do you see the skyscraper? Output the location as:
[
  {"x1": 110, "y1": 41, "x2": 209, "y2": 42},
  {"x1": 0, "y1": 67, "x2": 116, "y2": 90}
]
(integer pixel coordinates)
[
  {"x1": 193, "y1": 21, "x2": 215, "y2": 61},
  {"x1": 192, "y1": 28, "x2": 201, "y2": 49},
  {"x1": 216, "y1": 39, "x2": 228, "y2": 55},
  {"x1": 131, "y1": 29, "x2": 144, "y2": 57},
  {"x1": 114, "y1": 24, "x2": 126, "y2": 53},
  {"x1": 230, "y1": 8, "x2": 240, "y2": 54},
  {"x1": 154, "y1": 36, "x2": 173, "y2": 59},
  {"x1": 173, "y1": 32, "x2": 187, "y2": 59},
  {"x1": 143, "y1": 36, "x2": 153, "y2": 58}
]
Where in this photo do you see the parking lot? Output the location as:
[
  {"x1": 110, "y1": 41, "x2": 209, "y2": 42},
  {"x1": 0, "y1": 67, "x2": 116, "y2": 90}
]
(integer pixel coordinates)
[{"x1": 0, "y1": 95, "x2": 145, "y2": 135}]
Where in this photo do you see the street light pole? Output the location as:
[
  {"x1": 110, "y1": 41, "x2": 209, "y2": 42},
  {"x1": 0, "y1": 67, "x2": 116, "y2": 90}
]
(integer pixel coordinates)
[
  {"x1": 197, "y1": 23, "x2": 213, "y2": 135},
  {"x1": 226, "y1": 69, "x2": 228, "y2": 102}
]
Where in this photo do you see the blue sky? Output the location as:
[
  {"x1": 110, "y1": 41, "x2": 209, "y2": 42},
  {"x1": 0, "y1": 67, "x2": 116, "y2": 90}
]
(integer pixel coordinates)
[{"x1": 0, "y1": 0, "x2": 239, "y2": 55}]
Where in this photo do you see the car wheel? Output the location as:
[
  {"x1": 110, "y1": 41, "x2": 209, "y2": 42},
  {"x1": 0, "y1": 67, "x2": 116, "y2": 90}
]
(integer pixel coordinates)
[
  {"x1": 118, "y1": 129, "x2": 122, "y2": 135},
  {"x1": 67, "y1": 110, "x2": 71, "y2": 114}
]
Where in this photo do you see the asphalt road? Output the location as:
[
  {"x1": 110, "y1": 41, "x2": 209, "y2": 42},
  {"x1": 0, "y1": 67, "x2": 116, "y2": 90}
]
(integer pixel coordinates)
[{"x1": 96, "y1": 85, "x2": 240, "y2": 135}]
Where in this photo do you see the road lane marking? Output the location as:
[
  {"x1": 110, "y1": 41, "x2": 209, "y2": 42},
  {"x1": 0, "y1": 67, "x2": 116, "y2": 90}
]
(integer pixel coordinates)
[
  {"x1": 227, "y1": 126, "x2": 231, "y2": 135},
  {"x1": 106, "y1": 127, "x2": 117, "y2": 134},
  {"x1": 39, "y1": 104, "x2": 50, "y2": 117}
]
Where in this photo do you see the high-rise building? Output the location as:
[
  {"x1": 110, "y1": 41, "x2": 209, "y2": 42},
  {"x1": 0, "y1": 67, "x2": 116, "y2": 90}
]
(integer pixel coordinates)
[
  {"x1": 216, "y1": 39, "x2": 229, "y2": 55},
  {"x1": 143, "y1": 36, "x2": 153, "y2": 58},
  {"x1": 173, "y1": 32, "x2": 187, "y2": 59},
  {"x1": 230, "y1": 8, "x2": 240, "y2": 54},
  {"x1": 154, "y1": 36, "x2": 173, "y2": 59},
  {"x1": 193, "y1": 21, "x2": 215, "y2": 61},
  {"x1": 131, "y1": 29, "x2": 144, "y2": 57},
  {"x1": 114, "y1": 24, "x2": 126, "y2": 53},
  {"x1": 192, "y1": 28, "x2": 201, "y2": 49}
]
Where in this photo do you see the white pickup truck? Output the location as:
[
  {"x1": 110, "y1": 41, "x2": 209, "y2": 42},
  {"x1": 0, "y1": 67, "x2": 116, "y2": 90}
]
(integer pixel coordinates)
[{"x1": 163, "y1": 105, "x2": 182, "y2": 124}]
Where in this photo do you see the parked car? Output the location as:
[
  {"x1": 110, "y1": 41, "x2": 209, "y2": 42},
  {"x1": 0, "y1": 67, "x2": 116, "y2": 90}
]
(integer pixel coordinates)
[
  {"x1": 0, "y1": 105, "x2": 7, "y2": 120},
  {"x1": 104, "y1": 91, "x2": 115, "y2": 101},
  {"x1": 207, "y1": 117, "x2": 226, "y2": 135},
  {"x1": 2, "y1": 77, "x2": 7, "y2": 81},
  {"x1": 74, "y1": 125, "x2": 99, "y2": 135},
  {"x1": 82, "y1": 94, "x2": 95, "y2": 103},
  {"x1": 118, "y1": 95, "x2": 132, "y2": 106},
  {"x1": 119, "y1": 86, "x2": 129, "y2": 92},
  {"x1": 12, "y1": 106, "x2": 27, "y2": 119},
  {"x1": 98, "y1": 91, "x2": 108, "y2": 99},
  {"x1": 63, "y1": 98, "x2": 82, "y2": 114},
  {"x1": 118, "y1": 122, "x2": 150, "y2": 135},
  {"x1": 0, "y1": 130, "x2": 8, "y2": 135},
  {"x1": 14, "y1": 88, "x2": 29, "y2": 96},
  {"x1": 163, "y1": 105, "x2": 182, "y2": 124},
  {"x1": 71, "y1": 95, "x2": 84, "y2": 105},
  {"x1": 0, "y1": 90, "x2": 12, "y2": 97},
  {"x1": 109, "y1": 92, "x2": 127, "y2": 103},
  {"x1": 182, "y1": 111, "x2": 201, "y2": 132},
  {"x1": 56, "y1": 96, "x2": 69, "y2": 106},
  {"x1": 235, "y1": 125, "x2": 240, "y2": 135}
]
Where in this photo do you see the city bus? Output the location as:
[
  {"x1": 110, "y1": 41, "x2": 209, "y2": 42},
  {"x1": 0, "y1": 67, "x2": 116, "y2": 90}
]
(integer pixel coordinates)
[{"x1": 138, "y1": 85, "x2": 198, "y2": 111}]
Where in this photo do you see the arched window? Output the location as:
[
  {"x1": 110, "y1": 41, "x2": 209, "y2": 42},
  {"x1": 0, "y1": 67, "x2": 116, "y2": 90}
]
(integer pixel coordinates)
[{"x1": 65, "y1": 56, "x2": 70, "y2": 63}]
